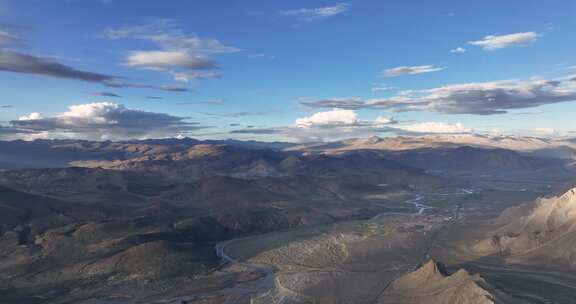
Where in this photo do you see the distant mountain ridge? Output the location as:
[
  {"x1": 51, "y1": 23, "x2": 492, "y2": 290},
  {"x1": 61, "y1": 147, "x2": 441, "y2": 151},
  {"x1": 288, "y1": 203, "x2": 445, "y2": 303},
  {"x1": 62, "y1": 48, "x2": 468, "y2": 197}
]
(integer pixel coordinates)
[
  {"x1": 291, "y1": 134, "x2": 576, "y2": 160},
  {"x1": 0, "y1": 138, "x2": 295, "y2": 169},
  {"x1": 1, "y1": 134, "x2": 575, "y2": 170}
]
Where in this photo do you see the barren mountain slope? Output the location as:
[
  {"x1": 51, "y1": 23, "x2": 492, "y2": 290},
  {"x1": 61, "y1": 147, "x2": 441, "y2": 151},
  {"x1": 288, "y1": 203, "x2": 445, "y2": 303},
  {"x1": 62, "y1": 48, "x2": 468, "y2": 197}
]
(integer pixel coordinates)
[
  {"x1": 291, "y1": 134, "x2": 576, "y2": 159},
  {"x1": 474, "y1": 187, "x2": 576, "y2": 268},
  {"x1": 379, "y1": 260, "x2": 522, "y2": 304},
  {"x1": 0, "y1": 138, "x2": 294, "y2": 170},
  {"x1": 381, "y1": 146, "x2": 564, "y2": 175}
]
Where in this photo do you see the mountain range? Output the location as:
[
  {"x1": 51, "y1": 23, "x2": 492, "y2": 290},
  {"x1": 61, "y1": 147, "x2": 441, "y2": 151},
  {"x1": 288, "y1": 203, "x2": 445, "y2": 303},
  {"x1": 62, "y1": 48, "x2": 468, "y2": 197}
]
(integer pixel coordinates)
[{"x1": 1, "y1": 135, "x2": 576, "y2": 303}]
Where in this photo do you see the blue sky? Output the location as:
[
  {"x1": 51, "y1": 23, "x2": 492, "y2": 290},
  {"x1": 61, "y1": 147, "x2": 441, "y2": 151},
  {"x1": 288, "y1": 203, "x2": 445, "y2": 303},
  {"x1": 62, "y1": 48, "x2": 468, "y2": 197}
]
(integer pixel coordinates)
[{"x1": 0, "y1": 0, "x2": 575, "y2": 141}]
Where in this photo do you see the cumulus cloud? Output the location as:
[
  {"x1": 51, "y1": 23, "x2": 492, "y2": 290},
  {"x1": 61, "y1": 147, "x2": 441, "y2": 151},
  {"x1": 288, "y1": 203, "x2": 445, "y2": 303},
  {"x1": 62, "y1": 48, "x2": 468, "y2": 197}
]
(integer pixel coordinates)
[
  {"x1": 374, "y1": 116, "x2": 396, "y2": 126},
  {"x1": 294, "y1": 110, "x2": 397, "y2": 130},
  {"x1": 18, "y1": 112, "x2": 42, "y2": 121},
  {"x1": 395, "y1": 122, "x2": 470, "y2": 134},
  {"x1": 285, "y1": 109, "x2": 400, "y2": 141},
  {"x1": 293, "y1": 110, "x2": 463, "y2": 136},
  {"x1": 10, "y1": 102, "x2": 206, "y2": 140},
  {"x1": 107, "y1": 20, "x2": 238, "y2": 81},
  {"x1": 532, "y1": 127, "x2": 557, "y2": 136},
  {"x1": 301, "y1": 77, "x2": 576, "y2": 115},
  {"x1": 295, "y1": 109, "x2": 358, "y2": 128},
  {"x1": 227, "y1": 109, "x2": 470, "y2": 142},
  {"x1": 450, "y1": 47, "x2": 466, "y2": 53},
  {"x1": 383, "y1": 65, "x2": 444, "y2": 77},
  {"x1": 468, "y1": 32, "x2": 539, "y2": 50},
  {"x1": 282, "y1": 3, "x2": 350, "y2": 21}
]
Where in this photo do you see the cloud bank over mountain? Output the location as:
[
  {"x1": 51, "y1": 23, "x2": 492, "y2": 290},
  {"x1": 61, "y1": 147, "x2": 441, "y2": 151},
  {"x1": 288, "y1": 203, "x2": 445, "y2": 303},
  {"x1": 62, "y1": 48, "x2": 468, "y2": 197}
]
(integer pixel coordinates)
[
  {"x1": 301, "y1": 78, "x2": 576, "y2": 115},
  {"x1": 8, "y1": 102, "x2": 206, "y2": 140}
]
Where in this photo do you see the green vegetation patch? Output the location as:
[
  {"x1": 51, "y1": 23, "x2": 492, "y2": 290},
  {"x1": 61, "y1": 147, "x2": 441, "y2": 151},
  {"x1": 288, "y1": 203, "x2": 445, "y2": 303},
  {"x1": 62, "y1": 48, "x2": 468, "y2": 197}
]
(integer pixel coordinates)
[{"x1": 356, "y1": 223, "x2": 395, "y2": 237}]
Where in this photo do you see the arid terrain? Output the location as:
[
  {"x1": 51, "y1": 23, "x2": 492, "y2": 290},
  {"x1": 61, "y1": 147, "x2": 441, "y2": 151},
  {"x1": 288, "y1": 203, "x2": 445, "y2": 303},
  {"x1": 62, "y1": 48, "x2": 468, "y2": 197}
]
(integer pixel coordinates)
[
  {"x1": 2, "y1": 0, "x2": 575, "y2": 302},
  {"x1": 1, "y1": 135, "x2": 576, "y2": 303}
]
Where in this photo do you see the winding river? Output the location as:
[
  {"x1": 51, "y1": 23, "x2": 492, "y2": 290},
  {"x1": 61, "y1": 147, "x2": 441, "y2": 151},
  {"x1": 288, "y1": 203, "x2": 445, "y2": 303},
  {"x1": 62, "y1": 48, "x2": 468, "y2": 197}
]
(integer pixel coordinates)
[
  {"x1": 161, "y1": 188, "x2": 476, "y2": 304},
  {"x1": 212, "y1": 192, "x2": 443, "y2": 303}
]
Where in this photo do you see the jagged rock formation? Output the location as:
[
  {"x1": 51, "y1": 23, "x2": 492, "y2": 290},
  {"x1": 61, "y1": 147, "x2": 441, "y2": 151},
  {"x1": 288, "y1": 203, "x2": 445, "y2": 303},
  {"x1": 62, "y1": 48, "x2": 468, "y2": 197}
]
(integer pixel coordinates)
[
  {"x1": 379, "y1": 260, "x2": 518, "y2": 304},
  {"x1": 474, "y1": 187, "x2": 576, "y2": 268}
]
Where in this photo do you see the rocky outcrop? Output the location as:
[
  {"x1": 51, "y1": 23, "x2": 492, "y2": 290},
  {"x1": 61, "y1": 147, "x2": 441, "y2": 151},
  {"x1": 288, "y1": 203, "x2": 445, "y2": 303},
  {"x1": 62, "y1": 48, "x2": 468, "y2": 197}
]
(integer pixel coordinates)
[
  {"x1": 380, "y1": 260, "x2": 518, "y2": 304},
  {"x1": 474, "y1": 187, "x2": 576, "y2": 267}
]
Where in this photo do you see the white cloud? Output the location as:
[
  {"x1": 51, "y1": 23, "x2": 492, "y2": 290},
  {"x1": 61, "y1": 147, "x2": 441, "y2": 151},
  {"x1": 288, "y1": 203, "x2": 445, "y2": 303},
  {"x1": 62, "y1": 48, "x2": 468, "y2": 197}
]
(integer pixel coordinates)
[
  {"x1": 285, "y1": 110, "x2": 400, "y2": 141},
  {"x1": 0, "y1": 29, "x2": 18, "y2": 46},
  {"x1": 0, "y1": 26, "x2": 190, "y2": 94},
  {"x1": 532, "y1": 127, "x2": 556, "y2": 135},
  {"x1": 450, "y1": 47, "x2": 466, "y2": 53},
  {"x1": 395, "y1": 122, "x2": 471, "y2": 134},
  {"x1": 106, "y1": 20, "x2": 239, "y2": 54},
  {"x1": 11, "y1": 102, "x2": 206, "y2": 140},
  {"x1": 107, "y1": 20, "x2": 238, "y2": 81},
  {"x1": 417, "y1": 79, "x2": 576, "y2": 114},
  {"x1": 18, "y1": 112, "x2": 42, "y2": 121},
  {"x1": 0, "y1": 49, "x2": 187, "y2": 92},
  {"x1": 383, "y1": 65, "x2": 444, "y2": 77},
  {"x1": 57, "y1": 102, "x2": 118, "y2": 123},
  {"x1": 173, "y1": 71, "x2": 220, "y2": 82},
  {"x1": 295, "y1": 109, "x2": 358, "y2": 128},
  {"x1": 282, "y1": 3, "x2": 350, "y2": 21},
  {"x1": 302, "y1": 77, "x2": 576, "y2": 115},
  {"x1": 468, "y1": 32, "x2": 539, "y2": 51},
  {"x1": 374, "y1": 116, "x2": 395, "y2": 126},
  {"x1": 234, "y1": 110, "x2": 468, "y2": 142},
  {"x1": 371, "y1": 84, "x2": 394, "y2": 92},
  {"x1": 125, "y1": 50, "x2": 216, "y2": 70}
]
